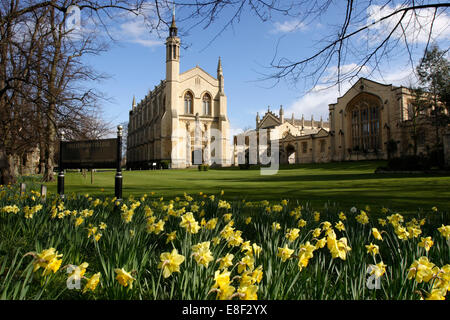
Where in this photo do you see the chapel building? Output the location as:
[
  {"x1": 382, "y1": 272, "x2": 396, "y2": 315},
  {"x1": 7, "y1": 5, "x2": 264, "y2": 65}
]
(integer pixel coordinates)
[{"x1": 126, "y1": 15, "x2": 230, "y2": 169}]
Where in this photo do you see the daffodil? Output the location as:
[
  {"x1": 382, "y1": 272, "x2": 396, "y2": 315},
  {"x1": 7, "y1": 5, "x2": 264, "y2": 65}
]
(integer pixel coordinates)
[
  {"x1": 272, "y1": 205, "x2": 283, "y2": 213},
  {"x1": 372, "y1": 228, "x2": 383, "y2": 241},
  {"x1": 179, "y1": 212, "x2": 200, "y2": 234},
  {"x1": 437, "y1": 225, "x2": 450, "y2": 240},
  {"x1": 335, "y1": 221, "x2": 345, "y2": 231},
  {"x1": 68, "y1": 262, "x2": 89, "y2": 281},
  {"x1": 252, "y1": 243, "x2": 262, "y2": 257},
  {"x1": 321, "y1": 221, "x2": 332, "y2": 231},
  {"x1": 158, "y1": 249, "x2": 185, "y2": 278},
  {"x1": 285, "y1": 228, "x2": 300, "y2": 242},
  {"x1": 75, "y1": 217, "x2": 84, "y2": 227},
  {"x1": 407, "y1": 257, "x2": 438, "y2": 283},
  {"x1": 394, "y1": 225, "x2": 409, "y2": 240},
  {"x1": 30, "y1": 248, "x2": 63, "y2": 276},
  {"x1": 166, "y1": 231, "x2": 176, "y2": 243},
  {"x1": 297, "y1": 219, "x2": 307, "y2": 228},
  {"x1": 365, "y1": 243, "x2": 379, "y2": 256},
  {"x1": 83, "y1": 272, "x2": 101, "y2": 293},
  {"x1": 114, "y1": 268, "x2": 135, "y2": 289},
  {"x1": 241, "y1": 241, "x2": 252, "y2": 254},
  {"x1": 418, "y1": 236, "x2": 434, "y2": 252},
  {"x1": 192, "y1": 241, "x2": 214, "y2": 268},
  {"x1": 425, "y1": 288, "x2": 446, "y2": 300},
  {"x1": 327, "y1": 232, "x2": 351, "y2": 260},
  {"x1": 315, "y1": 237, "x2": 327, "y2": 249},
  {"x1": 153, "y1": 219, "x2": 165, "y2": 234},
  {"x1": 338, "y1": 212, "x2": 347, "y2": 220},
  {"x1": 211, "y1": 269, "x2": 235, "y2": 300},
  {"x1": 277, "y1": 245, "x2": 294, "y2": 262},
  {"x1": 369, "y1": 262, "x2": 387, "y2": 278},
  {"x1": 298, "y1": 242, "x2": 315, "y2": 271},
  {"x1": 238, "y1": 255, "x2": 254, "y2": 274},
  {"x1": 226, "y1": 230, "x2": 244, "y2": 247},
  {"x1": 218, "y1": 200, "x2": 231, "y2": 210},
  {"x1": 312, "y1": 228, "x2": 321, "y2": 238},
  {"x1": 356, "y1": 211, "x2": 369, "y2": 224},
  {"x1": 218, "y1": 253, "x2": 234, "y2": 270},
  {"x1": 206, "y1": 218, "x2": 218, "y2": 230},
  {"x1": 313, "y1": 211, "x2": 320, "y2": 222},
  {"x1": 272, "y1": 222, "x2": 281, "y2": 231},
  {"x1": 237, "y1": 284, "x2": 258, "y2": 300}
]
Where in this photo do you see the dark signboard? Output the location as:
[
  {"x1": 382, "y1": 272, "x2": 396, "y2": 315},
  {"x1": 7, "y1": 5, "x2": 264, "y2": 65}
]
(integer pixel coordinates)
[{"x1": 61, "y1": 138, "x2": 118, "y2": 169}]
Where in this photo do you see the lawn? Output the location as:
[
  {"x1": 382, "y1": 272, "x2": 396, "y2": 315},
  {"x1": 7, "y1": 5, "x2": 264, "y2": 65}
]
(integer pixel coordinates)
[{"x1": 43, "y1": 161, "x2": 450, "y2": 213}]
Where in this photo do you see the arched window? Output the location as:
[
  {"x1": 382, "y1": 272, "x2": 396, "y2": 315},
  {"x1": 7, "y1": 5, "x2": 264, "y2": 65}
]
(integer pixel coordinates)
[
  {"x1": 184, "y1": 92, "x2": 193, "y2": 114},
  {"x1": 348, "y1": 94, "x2": 381, "y2": 151},
  {"x1": 203, "y1": 94, "x2": 211, "y2": 115}
]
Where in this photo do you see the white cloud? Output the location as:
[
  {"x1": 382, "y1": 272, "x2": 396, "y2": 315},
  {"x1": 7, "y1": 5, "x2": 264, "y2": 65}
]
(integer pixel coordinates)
[
  {"x1": 271, "y1": 20, "x2": 306, "y2": 34},
  {"x1": 284, "y1": 64, "x2": 416, "y2": 121},
  {"x1": 117, "y1": 15, "x2": 164, "y2": 48},
  {"x1": 366, "y1": 4, "x2": 450, "y2": 44}
]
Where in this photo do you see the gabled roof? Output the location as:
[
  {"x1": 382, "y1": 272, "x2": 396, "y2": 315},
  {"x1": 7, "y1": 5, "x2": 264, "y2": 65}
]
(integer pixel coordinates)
[
  {"x1": 281, "y1": 132, "x2": 297, "y2": 142},
  {"x1": 180, "y1": 66, "x2": 217, "y2": 82},
  {"x1": 330, "y1": 77, "x2": 401, "y2": 106},
  {"x1": 314, "y1": 128, "x2": 329, "y2": 137},
  {"x1": 258, "y1": 111, "x2": 281, "y2": 129}
]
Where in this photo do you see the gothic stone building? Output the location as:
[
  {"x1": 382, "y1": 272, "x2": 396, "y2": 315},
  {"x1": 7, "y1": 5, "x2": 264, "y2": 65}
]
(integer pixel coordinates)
[
  {"x1": 126, "y1": 16, "x2": 230, "y2": 169},
  {"x1": 234, "y1": 78, "x2": 446, "y2": 165}
]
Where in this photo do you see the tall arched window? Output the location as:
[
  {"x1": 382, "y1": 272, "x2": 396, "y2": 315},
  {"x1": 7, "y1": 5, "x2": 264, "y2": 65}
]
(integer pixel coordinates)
[
  {"x1": 203, "y1": 94, "x2": 211, "y2": 115},
  {"x1": 184, "y1": 92, "x2": 193, "y2": 114},
  {"x1": 348, "y1": 93, "x2": 381, "y2": 151}
]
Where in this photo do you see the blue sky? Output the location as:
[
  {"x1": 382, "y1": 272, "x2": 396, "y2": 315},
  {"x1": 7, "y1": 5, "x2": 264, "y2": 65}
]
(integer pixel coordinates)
[{"x1": 81, "y1": 2, "x2": 450, "y2": 137}]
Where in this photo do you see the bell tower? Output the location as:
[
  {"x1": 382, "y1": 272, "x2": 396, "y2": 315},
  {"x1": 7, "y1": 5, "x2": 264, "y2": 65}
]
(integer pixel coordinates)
[{"x1": 166, "y1": 10, "x2": 180, "y2": 83}]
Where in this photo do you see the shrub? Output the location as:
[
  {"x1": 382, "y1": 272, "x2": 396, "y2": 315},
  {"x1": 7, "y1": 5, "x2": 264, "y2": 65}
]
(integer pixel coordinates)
[
  {"x1": 385, "y1": 155, "x2": 431, "y2": 171},
  {"x1": 160, "y1": 160, "x2": 171, "y2": 169}
]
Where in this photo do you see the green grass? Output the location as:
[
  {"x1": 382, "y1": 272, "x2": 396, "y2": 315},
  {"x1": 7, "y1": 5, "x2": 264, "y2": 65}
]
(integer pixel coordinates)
[{"x1": 42, "y1": 160, "x2": 450, "y2": 213}]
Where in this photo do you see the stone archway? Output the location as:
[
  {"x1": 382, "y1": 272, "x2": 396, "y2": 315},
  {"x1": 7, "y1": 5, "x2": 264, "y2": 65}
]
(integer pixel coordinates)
[{"x1": 286, "y1": 144, "x2": 296, "y2": 164}]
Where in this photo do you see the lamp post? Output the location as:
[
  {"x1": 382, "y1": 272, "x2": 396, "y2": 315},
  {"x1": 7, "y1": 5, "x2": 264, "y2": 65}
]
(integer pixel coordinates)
[
  {"x1": 115, "y1": 125, "x2": 123, "y2": 200},
  {"x1": 57, "y1": 130, "x2": 65, "y2": 199}
]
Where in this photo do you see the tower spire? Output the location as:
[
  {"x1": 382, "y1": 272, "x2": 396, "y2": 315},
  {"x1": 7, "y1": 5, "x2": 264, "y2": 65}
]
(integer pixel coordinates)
[
  {"x1": 132, "y1": 95, "x2": 136, "y2": 109},
  {"x1": 217, "y1": 56, "x2": 224, "y2": 94},
  {"x1": 169, "y1": 5, "x2": 177, "y2": 37},
  {"x1": 279, "y1": 105, "x2": 284, "y2": 123},
  {"x1": 217, "y1": 56, "x2": 223, "y2": 74}
]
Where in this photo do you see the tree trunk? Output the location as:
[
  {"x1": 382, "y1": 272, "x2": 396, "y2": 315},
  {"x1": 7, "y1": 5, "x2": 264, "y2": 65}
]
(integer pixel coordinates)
[
  {"x1": 39, "y1": 141, "x2": 46, "y2": 174},
  {"x1": 43, "y1": 114, "x2": 56, "y2": 182},
  {"x1": 1, "y1": 154, "x2": 19, "y2": 185}
]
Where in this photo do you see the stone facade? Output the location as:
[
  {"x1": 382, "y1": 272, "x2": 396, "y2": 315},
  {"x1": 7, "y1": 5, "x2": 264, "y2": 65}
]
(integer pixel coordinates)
[
  {"x1": 126, "y1": 16, "x2": 230, "y2": 169},
  {"x1": 234, "y1": 78, "x2": 446, "y2": 165},
  {"x1": 233, "y1": 105, "x2": 331, "y2": 165}
]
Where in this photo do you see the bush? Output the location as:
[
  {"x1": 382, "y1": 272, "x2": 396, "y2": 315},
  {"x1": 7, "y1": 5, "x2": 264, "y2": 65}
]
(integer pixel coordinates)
[
  {"x1": 160, "y1": 160, "x2": 171, "y2": 169},
  {"x1": 384, "y1": 155, "x2": 433, "y2": 171},
  {"x1": 239, "y1": 163, "x2": 251, "y2": 170},
  {"x1": 198, "y1": 164, "x2": 209, "y2": 171}
]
